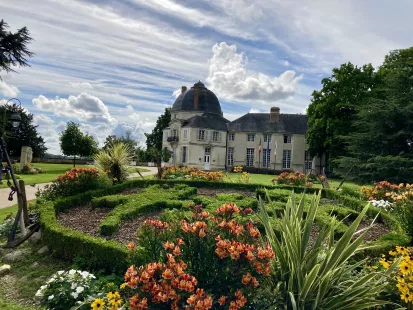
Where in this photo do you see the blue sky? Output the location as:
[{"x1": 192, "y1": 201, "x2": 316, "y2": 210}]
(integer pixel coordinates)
[{"x1": 0, "y1": 0, "x2": 412, "y2": 154}]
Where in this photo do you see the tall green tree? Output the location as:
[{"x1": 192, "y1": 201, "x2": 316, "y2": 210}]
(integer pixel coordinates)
[
  {"x1": 0, "y1": 103, "x2": 47, "y2": 157},
  {"x1": 306, "y1": 62, "x2": 377, "y2": 166},
  {"x1": 145, "y1": 107, "x2": 171, "y2": 152},
  {"x1": 59, "y1": 122, "x2": 98, "y2": 167},
  {"x1": 0, "y1": 19, "x2": 34, "y2": 76},
  {"x1": 103, "y1": 130, "x2": 137, "y2": 153},
  {"x1": 338, "y1": 47, "x2": 413, "y2": 182}
]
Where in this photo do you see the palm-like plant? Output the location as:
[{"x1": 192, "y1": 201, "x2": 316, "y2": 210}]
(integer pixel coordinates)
[
  {"x1": 94, "y1": 142, "x2": 133, "y2": 183},
  {"x1": 259, "y1": 190, "x2": 397, "y2": 310}
]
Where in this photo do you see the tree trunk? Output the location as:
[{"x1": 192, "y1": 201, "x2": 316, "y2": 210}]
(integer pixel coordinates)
[{"x1": 73, "y1": 155, "x2": 76, "y2": 167}]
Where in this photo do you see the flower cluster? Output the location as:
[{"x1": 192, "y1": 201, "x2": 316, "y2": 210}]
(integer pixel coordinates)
[
  {"x1": 124, "y1": 240, "x2": 213, "y2": 310},
  {"x1": 232, "y1": 166, "x2": 243, "y2": 173},
  {"x1": 379, "y1": 247, "x2": 413, "y2": 304},
  {"x1": 277, "y1": 171, "x2": 313, "y2": 187},
  {"x1": 162, "y1": 166, "x2": 224, "y2": 181},
  {"x1": 144, "y1": 219, "x2": 169, "y2": 230},
  {"x1": 91, "y1": 291, "x2": 122, "y2": 310},
  {"x1": 369, "y1": 199, "x2": 394, "y2": 211},
  {"x1": 56, "y1": 167, "x2": 100, "y2": 182},
  {"x1": 35, "y1": 269, "x2": 96, "y2": 309},
  {"x1": 237, "y1": 171, "x2": 252, "y2": 184},
  {"x1": 362, "y1": 181, "x2": 413, "y2": 204}
]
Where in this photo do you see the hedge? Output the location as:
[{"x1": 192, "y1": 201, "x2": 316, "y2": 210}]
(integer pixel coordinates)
[{"x1": 38, "y1": 179, "x2": 410, "y2": 274}]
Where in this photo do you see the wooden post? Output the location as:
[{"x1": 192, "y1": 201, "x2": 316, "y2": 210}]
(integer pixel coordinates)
[{"x1": 19, "y1": 180, "x2": 29, "y2": 226}]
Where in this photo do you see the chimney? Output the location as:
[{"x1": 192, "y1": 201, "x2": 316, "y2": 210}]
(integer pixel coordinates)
[
  {"x1": 270, "y1": 107, "x2": 280, "y2": 123},
  {"x1": 181, "y1": 86, "x2": 187, "y2": 93}
]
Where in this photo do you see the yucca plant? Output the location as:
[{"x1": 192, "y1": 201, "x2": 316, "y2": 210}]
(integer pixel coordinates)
[
  {"x1": 94, "y1": 142, "x2": 133, "y2": 183},
  {"x1": 259, "y1": 190, "x2": 397, "y2": 310}
]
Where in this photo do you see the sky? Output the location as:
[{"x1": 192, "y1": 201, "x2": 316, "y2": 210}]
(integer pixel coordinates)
[{"x1": 1, "y1": 0, "x2": 412, "y2": 154}]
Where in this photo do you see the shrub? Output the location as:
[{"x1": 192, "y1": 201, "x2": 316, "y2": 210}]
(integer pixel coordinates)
[
  {"x1": 12, "y1": 163, "x2": 20, "y2": 174},
  {"x1": 37, "y1": 167, "x2": 111, "y2": 200},
  {"x1": 94, "y1": 142, "x2": 134, "y2": 184},
  {"x1": 259, "y1": 190, "x2": 395, "y2": 309},
  {"x1": 0, "y1": 214, "x2": 15, "y2": 237},
  {"x1": 277, "y1": 170, "x2": 313, "y2": 187},
  {"x1": 21, "y1": 163, "x2": 32, "y2": 174},
  {"x1": 162, "y1": 166, "x2": 224, "y2": 182},
  {"x1": 35, "y1": 269, "x2": 97, "y2": 309},
  {"x1": 125, "y1": 203, "x2": 274, "y2": 308}
]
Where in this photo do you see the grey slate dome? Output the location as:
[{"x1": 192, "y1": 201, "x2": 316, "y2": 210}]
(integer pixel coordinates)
[{"x1": 172, "y1": 81, "x2": 222, "y2": 116}]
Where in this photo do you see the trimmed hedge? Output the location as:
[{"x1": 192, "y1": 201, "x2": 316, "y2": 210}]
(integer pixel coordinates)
[{"x1": 38, "y1": 179, "x2": 411, "y2": 274}]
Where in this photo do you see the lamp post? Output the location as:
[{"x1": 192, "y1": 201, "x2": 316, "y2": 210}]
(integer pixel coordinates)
[{"x1": 0, "y1": 98, "x2": 26, "y2": 243}]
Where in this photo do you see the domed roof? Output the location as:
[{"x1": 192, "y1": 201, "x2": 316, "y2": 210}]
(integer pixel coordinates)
[{"x1": 171, "y1": 81, "x2": 222, "y2": 115}]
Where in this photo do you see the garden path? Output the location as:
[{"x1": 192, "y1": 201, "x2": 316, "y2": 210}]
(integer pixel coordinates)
[{"x1": 0, "y1": 166, "x2": 158, "y2": 209}]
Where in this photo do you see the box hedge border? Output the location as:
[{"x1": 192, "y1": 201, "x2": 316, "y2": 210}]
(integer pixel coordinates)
[{"x1": 38, "y1": 179, "x2": 410, "y2": 273}]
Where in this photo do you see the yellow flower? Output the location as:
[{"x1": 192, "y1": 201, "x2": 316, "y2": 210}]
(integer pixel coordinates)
[
  {"x1": 389, "y1": 250, "x2": 398, "y2": 256},
  {"x1": 397, "y1": 282, "x2": 409, "y2": 294},
  {"x1": 91, "y1": 298, "x2": 105, "y2": 310},
  {"x1": 401, "y1": 291, "x2": 413, "y2": 303},
  {"x1": 120, "y1": 282, "x2": 128, "y2": 289},
  {"x1": 379, "y1": 258, "x2": 390, "y2": 269},
  {"x1": 400, "y1": 261, "x2": 413, "y2": 275},
  {"x1": 397, "y1": 246, "x2": 410, "y2": 256}
]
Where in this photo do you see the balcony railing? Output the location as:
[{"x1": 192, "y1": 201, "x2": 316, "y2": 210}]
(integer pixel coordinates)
[{"x1": 167, "y1": 136, "x2": 179, "y2": 142}]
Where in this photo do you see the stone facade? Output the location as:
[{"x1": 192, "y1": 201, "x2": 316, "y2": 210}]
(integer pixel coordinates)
[{"x1": 162, "y1": 81, "x2": 324, "y2": 172}]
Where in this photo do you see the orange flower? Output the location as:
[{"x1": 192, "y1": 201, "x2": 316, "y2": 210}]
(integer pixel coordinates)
[
  {"x1": 128, "y1": 242, "x2": 136, "y2": 250},
  {"x1": 199, "y1": 229, "x2": 206, "y2": 238},
  {"x1": 162, "y1": 269, "x2": 174, "y2": 280},
  {"x1": 173, "y1": 246, "x2": 182, "y2": 255},
  {"x1": 241, "y1": 273, "x2": 252, "y2": 285},
  {"x1": 218, "y1": 296, "x2": 226, "y2": 306},
  {"x1": 163, "y1": 241, "x2": 175, "y2": 250},
  {"x1": 251, "y1": 277, "x2": 259, "y2": 287}
]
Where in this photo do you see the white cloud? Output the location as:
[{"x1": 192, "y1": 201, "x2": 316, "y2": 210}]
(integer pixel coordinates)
[
  {"x1": 33, "y1": 114, "x2": 55, "y2": 126},
  {"x1": 71, "y1": 82, "x2": 93, "y2": 89},
  {"x1": 0, "y1": 80, "x2": 19, "y2": 97},
  {"x1": 32, "y1": 92, "x2": 117, "y2": 124},
  {"x1": 249, "y1": 108, "x2": 261, "y2": 113},
  {"x1": 206, "y1": 42, "x2": 302, "y2": 103}
]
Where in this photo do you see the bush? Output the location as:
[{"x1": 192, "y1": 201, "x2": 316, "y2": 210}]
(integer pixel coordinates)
[
  {"x1": 277, "y1": 170, "x2": 313, "y2": 187},
  {"x1": 37, "y1": 167, "x2": 111, "y2": 200},
  {"x1": 94, "y1": 142, "x2": 134, "y2": 184},
  {"x1": 259, "y1": 191, "x2": 396, "y2": 309},
  {"x1": 35, "y1": 269, "x2": 97, "y2": 309},
  {"x1": 162, "y1": 166, "x2": 225, "y2": 181},
  {"x1": 125, "y1": 202, "x2": 274, "y2": 308},
  {"x1": 0, "y1": 214, "x2": 15, "y2": 237}
]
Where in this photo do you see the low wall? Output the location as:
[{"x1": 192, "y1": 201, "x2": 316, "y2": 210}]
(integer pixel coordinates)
[{"x1": 32, "y1": 158, "x2": 93, "y2": 165}]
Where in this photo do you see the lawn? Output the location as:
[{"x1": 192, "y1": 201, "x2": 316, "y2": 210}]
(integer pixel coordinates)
[
  {"x1": 0, "y1": 163, "x2": 151, "y2": 188},
  {"x1": 0, "y1": 163, "x2": 89, "y2": 189},
  {"x1": 225, "y1": 172, "x2": 365, "y2": 190}
]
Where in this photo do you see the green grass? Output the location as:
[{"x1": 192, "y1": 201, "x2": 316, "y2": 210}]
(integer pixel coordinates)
[
  {"x1": 127, "y1": 166, "x2": 151, "y2": 173},
  {"x1": 0, "y1": 163, "x2": 90, "y2": 188},
  {"x1": 225, "y1": 172, "x2": 365, "y2": 190}
]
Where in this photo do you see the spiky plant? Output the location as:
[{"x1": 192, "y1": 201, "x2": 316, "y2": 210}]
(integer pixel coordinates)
[
  {"x1": 259, "y1": 190, "x2": 397, "y2": 310},
  {"x1": 94, "y1": 142, "x2": 133, "y2": 183}
]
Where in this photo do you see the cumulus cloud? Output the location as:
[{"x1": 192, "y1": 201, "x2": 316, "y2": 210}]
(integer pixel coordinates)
[
  {"x1": 32, "y1": 92, "x2": 117, "y2": 124},
  {"x1": 206, "y1": 42, "x2": 302, "y2": 103},
  {"x1": 71, "y1": 82, "x2": 93, "y2": 89},
  {"x1": 33, "y1": 114, "x2": 55, "y2": 126},
  {"x1": 0, "y1": 80, "x2": 19, "y2": 97},
  {"x1": 249, "y1": 108, "x2": 261, "y2": 113}
]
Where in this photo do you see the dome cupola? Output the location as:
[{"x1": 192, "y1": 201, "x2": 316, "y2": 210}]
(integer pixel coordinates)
[{"x1": 171, "y1": 81, "x2": 222, "y2": 115}]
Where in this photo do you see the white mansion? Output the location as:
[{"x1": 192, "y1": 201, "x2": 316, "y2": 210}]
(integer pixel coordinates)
[{"x1": 162, "y1": 81, "x2": 323, "y2": 172}]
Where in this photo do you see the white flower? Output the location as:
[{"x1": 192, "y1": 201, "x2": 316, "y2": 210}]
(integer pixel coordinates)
[
  {"x1": 68, "y1": 269, "x2": 76, "y2": 275},
  {"x1": 57, "y1": 271, "x2": 64, "y2": 275},
  {"x1": 35, "y1": 290, "x2": 43, "y2": 297},
  {"x1": 71, "y1": 292, "x2": 79, "y2": 299},
  {"x1": 80, "y1": 271, "x2": 89, "y2": 278},
  {"x1": 48, "y1": 295, "x2": 54, "y2": 300},
  {"x1": 47, "y1": 277, "x2": 56, "y2": 283},
  {"x1": 76, "y1": 286, "x2": 84, "y2": 294},
  {"x1": 71, "y1": 283, "x2": 77, "y2": 290}
]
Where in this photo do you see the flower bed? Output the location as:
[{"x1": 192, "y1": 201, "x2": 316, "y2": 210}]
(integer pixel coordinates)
[
  {"x1": 162, "y1": 166, "x2": 224, "y2": 181},
  {"x1": 37, "y1": 179, "x2": 409, "y2": 276},
  {"x1": 275, "y1": 170, "x2": 314, "y2": 187}
]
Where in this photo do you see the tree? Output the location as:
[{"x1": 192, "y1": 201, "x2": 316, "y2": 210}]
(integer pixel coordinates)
[
  {"x1": 337, "y1": 47, "x2": 413, "y2": 182},
  {"x1": 103, "y1": 130, "x2": 137, "y2": 154},
  {"x1": 0, "y1": 103, "x2": 47, "y2": 157},
  {"x1": 145, "y1": 107, "x2": 171, "y2": 153},
  {"x1": 0, "y1": 19, "x2": 34, "y2": 76},
  {"x1": 306, "y1": 63, "x2": 377, "y2": 167},
  {"x1": 59, "y1": 122, "x2": 98, "y2": 167}
]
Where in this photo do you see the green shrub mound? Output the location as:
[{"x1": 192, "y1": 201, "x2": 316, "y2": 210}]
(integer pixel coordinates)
[{"x1": 38, "y1": 179, "x2": 410, "y2": 274}]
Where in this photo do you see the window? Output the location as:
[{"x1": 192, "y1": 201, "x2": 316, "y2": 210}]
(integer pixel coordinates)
[
  {"x1": 227, "y1": 147, "x2": 234, "y2": 166},
  {"x1": 198, "y1": 129, "x2": 205, "y2": 140},
  {"x1": 247, "y1": 134, "x2": 255, "y2": 142},
  {"x1": 246, "y1": 148, "x2": 255, "y2": 167},
  {"x1": 264, "y1": 135, "x2": 271, "y2": 143},
  {"x1": 284, "y1": 135, "x2": 292, "y2": 143},
  {"x1": 182, "y1": 146, "x2": 187, "y2": 163},
  {"x1": 204, "y1": 147, "x2": 210, "y2": 163},
  {"x1": 305, "y1": 151, "x2": 312, "y2": 171},
  {"x1": 283, "y1": 150, "x2": 291, "y2": 169},
  {"x1": 263, "y1": 149, "x2": 271, "y2": 168},
  {"x1": 212, "y1": 131, "x2": 219, "y2": 142},
  {"x1": 183, "y1": 129, "x2": 188, "y2": 140},
  {"x1": 172, "y1": 129, "x2": 178, "y2": 137},
  {"x1": 228, "y1": 133, "x2": 235, "y2": 141}
]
